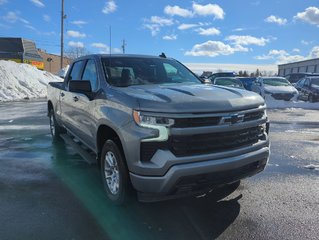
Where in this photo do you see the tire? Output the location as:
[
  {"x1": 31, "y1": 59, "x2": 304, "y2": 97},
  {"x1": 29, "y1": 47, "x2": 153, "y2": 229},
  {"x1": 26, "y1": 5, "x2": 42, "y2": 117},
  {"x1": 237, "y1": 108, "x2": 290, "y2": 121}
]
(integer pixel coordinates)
[
  {"x1": 308, "y1": 94, "x2": 315, "y2": 103},
  {"x1": 100, "y1": 140, "x2": 132, "y2": 205},
  {"x1": 49, "y1": 109, "x2": 65, "y2": 141}
]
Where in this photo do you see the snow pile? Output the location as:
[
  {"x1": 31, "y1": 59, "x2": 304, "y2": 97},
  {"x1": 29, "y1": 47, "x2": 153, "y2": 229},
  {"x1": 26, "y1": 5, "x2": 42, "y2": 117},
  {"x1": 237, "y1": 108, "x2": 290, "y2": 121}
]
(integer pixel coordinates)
[
  {"x1": 0, "y1": 60, "x2": 61, "y2": 101},
  {"x1": 265, "y1": 95, "x2": 319, "y2": 110}
]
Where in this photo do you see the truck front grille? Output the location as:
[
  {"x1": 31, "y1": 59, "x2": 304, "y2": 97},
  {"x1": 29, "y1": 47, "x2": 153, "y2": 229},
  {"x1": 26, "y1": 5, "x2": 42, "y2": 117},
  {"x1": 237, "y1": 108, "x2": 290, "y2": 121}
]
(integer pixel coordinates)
[
  {"x1": 170, "y1": 126, "x2": 265, "y2": 157},
  {"x1": 140, "y1": 126, "x2": 266, "y2": 161}
]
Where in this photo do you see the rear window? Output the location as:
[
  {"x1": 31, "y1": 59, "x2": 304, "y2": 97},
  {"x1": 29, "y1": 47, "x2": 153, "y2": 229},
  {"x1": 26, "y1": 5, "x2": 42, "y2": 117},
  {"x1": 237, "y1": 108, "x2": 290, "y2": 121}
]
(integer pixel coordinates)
[
  {"x1": 215, "y1": 78, "x2": 243, "y2": 88},
  {"x1": 263, "y1": 78, "x2": 290, "y2": 86}
]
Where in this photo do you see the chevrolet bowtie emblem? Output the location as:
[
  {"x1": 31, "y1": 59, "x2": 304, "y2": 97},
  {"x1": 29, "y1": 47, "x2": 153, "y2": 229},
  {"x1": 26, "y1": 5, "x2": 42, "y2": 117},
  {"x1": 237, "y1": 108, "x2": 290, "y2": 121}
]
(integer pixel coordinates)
[{"x1": 220, "y1": 114, "x2": 245, "y2": 125}]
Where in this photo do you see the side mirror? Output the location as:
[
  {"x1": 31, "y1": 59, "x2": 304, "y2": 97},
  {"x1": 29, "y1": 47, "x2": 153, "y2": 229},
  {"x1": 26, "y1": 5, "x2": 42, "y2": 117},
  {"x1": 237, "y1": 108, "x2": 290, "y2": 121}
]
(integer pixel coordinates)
[{"x1": 69, "y1": 80, "x2": 92, "y2": 93}]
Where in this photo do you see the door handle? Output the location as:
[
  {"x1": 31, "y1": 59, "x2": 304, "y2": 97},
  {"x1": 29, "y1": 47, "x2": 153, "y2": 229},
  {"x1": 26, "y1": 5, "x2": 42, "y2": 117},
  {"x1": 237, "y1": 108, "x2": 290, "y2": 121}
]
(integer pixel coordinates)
[
  {"x1": 60, "y1": 92, "x2": 65, "y2": 97},
  {"x1": 73, "y1": 96, "x2": 79, "y2": 102}
]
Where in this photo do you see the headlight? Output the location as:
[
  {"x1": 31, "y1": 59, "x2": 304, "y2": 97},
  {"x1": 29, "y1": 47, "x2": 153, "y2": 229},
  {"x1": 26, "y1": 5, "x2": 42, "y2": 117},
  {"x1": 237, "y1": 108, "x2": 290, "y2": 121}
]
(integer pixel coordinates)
[
  {"x1": 133, "y1": 110, "x2": 174, "y2": 142},
  {"x1": 133, "y1": 110, "x2": 174, "y2": 127}
]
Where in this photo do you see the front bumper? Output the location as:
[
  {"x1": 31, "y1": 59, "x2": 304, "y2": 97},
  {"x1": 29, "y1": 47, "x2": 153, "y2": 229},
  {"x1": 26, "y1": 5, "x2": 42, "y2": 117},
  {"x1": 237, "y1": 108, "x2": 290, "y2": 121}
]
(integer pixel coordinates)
[{"x1": 130, "y1": 145, "x2": 269, "y2": 201}]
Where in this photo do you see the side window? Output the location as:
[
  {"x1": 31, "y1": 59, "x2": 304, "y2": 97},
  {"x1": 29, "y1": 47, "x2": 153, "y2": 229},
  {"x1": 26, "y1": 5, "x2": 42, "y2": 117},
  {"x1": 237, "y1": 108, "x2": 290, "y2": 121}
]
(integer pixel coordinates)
[
  {"x1": 299, "y1": 79, "x2": 305, "y2": 87},
  {"x1": 163, "y1": 62, "x2": 191, "y2": 82},
  {"x1": 68, "y1": 61, "x2": 84, "y2": 82},
  {"x1": 82, "y1": 60, "x2": 98, "y2": 91},
  {"x1": 304, "y1": 79, "x2": 310, "y2": 87}
]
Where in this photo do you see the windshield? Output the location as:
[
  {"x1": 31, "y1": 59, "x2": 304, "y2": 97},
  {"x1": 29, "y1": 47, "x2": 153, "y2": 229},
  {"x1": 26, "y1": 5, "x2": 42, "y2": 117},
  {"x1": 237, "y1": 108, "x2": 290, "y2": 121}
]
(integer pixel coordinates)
[
  {"x1": 101, "y1": 57, "x2": 201, "y2": 87},
  {"x1": 215, "y1": 78, "x2": 244, "y2": 88},
  {"x1": 311, "y1": 78, "x2": 319, "y2": 88},
  {"x1": 263, "y1": 78, "x2": 290, "y2": 86}
]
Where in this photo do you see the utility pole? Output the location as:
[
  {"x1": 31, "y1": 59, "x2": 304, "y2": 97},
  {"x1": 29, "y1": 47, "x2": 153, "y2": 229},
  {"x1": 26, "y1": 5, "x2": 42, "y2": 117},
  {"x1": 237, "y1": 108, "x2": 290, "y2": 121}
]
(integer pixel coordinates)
[
  {"x1": 60, "y1": 0, "x2": 65, "y2": 69},
  {"x1": 121, "y1": 39, "x2": 126, "y2": 54}
]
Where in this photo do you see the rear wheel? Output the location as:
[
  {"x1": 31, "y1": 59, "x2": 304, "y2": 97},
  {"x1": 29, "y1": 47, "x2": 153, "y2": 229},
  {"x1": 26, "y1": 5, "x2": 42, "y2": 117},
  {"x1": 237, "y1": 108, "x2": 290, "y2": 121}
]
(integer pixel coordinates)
[
  {"x1": 100, "y1": 140, "x2": 132, "y2": 204},
  {"x1": 49, "y1": 109, "x2": 65, "y2": 141}
]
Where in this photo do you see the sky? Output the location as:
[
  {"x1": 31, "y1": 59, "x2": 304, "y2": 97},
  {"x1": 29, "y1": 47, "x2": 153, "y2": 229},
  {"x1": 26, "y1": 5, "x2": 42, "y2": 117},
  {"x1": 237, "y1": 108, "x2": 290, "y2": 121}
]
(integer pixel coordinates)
[{"x1": 0, "y1": 0, "x2": 318, "y2": 73}]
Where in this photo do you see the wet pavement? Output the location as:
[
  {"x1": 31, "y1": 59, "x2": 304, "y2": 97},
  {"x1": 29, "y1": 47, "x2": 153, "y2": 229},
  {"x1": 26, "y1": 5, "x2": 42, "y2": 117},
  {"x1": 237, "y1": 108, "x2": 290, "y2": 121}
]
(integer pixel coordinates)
[{"x1": 0, "y1": 100, "x2": 318, "y2": 240}]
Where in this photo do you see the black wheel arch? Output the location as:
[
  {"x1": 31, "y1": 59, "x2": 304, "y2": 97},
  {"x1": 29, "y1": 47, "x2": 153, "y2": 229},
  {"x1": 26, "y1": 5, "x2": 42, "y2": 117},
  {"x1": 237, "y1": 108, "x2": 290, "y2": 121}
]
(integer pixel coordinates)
[{"x1": 96, "y1": 125, "x2": 126, "y2": 167}]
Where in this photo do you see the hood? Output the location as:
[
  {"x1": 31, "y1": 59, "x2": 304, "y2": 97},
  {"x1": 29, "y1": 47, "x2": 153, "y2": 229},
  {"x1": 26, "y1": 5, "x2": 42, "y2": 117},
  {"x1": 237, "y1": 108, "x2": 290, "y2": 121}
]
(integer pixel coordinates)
[
  {"x1": 264, "y1": 85, "x2": 297, "y2": 94},
  {"x1": 118, "y1": 84, "x2": 265, "y2": 113}
]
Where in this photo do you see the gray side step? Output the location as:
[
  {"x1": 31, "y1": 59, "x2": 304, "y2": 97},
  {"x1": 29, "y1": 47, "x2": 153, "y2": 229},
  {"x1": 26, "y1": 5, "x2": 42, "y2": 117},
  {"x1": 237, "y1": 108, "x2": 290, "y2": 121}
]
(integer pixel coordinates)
[{"x1": 60, "y1": 134, "x2": 96, "y2": 165}]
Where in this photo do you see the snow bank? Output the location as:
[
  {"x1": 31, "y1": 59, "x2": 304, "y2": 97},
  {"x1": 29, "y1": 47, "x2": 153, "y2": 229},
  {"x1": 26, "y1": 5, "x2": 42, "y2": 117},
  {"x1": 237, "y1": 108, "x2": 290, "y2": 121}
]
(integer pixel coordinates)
[
  {"x1": 0, "y1": 60, "x2": 62, "y2": 101},
  {"x1": 265, "y1": 95, "x2": 319, "y2": 110}
]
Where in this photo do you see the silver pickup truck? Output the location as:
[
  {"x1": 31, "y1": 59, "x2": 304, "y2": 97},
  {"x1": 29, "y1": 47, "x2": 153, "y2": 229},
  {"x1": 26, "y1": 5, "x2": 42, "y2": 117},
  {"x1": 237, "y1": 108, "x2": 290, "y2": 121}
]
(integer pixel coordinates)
[{"x1": 47, "y1": 54, "x2": 270, "y2": 204}]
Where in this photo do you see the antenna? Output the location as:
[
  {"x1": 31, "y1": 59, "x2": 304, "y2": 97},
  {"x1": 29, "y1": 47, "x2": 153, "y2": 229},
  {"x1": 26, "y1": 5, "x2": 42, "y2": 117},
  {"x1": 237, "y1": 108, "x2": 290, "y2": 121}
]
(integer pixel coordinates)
[{"x1": 121, "y1": 39, "x2": 126, "y2": 54}]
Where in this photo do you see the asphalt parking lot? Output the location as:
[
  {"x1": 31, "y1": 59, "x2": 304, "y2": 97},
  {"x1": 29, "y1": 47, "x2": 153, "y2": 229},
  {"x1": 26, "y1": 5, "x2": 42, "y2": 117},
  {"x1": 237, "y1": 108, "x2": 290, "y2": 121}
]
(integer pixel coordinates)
[{"x1": 0, "y1": 100, "x2": 318, "y2": 240}]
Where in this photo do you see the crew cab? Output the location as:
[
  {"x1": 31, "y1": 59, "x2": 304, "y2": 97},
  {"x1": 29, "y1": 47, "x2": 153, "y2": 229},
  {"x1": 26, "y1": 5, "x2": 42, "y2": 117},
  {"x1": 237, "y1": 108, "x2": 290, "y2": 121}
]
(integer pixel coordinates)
[{"x1": 47, "y1": 54, "x2": 270, "y2": 204}]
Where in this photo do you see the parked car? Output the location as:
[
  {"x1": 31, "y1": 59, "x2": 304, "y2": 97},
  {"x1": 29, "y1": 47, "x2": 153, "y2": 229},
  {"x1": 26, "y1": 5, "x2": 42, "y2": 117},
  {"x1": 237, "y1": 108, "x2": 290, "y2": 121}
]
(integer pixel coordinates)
[
  {"x1": 285, "y1": 73, "x2": 319, "y2": 84},
  {"x1": 251, "y1": 77, "x2": 298, "y2": 101},
  {"x1": 295, "y1": 77, "x2": 319, "y2": 102},
  {"x1": 47, "y1": 54, "x2": 269, "y2": 204},
  {"x1": 237, "y1": 77, "x2": 256, "y2": 91},
  {"x1": 213, "y1": 77, "x2": 245, "y2": 89},
  {"x1": 208, "y1": 72, "x2": 236, "y2": 82}
]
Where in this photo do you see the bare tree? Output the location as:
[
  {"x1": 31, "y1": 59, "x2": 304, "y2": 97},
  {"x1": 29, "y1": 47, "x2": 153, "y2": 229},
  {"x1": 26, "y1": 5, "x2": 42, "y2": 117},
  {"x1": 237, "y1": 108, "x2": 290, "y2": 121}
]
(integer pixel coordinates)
[{"x1": 64, "y1": 46, "x2": 90, "y2": 60}]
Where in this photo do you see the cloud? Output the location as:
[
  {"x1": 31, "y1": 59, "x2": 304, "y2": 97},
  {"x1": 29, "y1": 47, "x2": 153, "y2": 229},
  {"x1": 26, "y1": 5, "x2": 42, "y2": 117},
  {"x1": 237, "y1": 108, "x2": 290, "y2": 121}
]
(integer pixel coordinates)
[
  {"x1": 178, "y1": 23, "x2": 199, "y2": 30},
  {"x1": 185, "y1": 40, "x2": 248, "y2": 57},
  {"x1": 178, "y1": 22, "x2": 211, "y2": 30},
  {"x1": 192, "y1": 2, "x2": 225, "y2": 19},
  {"x1": 232, "y1": 28, "x2": 245, "y2": 32},
  {"x1": 226, "y1": 35, "x2": 270, "y2": 46},
  {"x1": 265, "y1": 15, "x2": 287, "y2": 25},
  {"x1": 292, "y1": 48, "x2": 300, "y2": 53},
  {"x1": 163, "y1": 34, "x2": 177, "y2": 40},
  {"x1": 309, "y1": 46, "x2": 319, "y2": 58},
  {"x1": 301, "y1": 40, "x2": 313, "y2": 45},
  {"x1": 184, "y1": 62, "x2": 276, "y2": 75},
  {"x1": 3, "y1": 11, "x2": 19, "y2": 23},
  {"x1": 91, "y1": 42, "x2": 121, "y2": 54},
  {"x1": 143, "y1": 16, "x2": 174, "y2": 36},
  {"x1": 43, "y1": 14, "x2": 50, "y2": 22},
  {"x1": 164, "y1": 5, "x2": 193, "y2": 17},
  {"x1": 3, "y1": 11, "x2": 29, "y2": 24},
  {"x1": 30, "y1": 0, "x2": 45, "y2": 8},
  {"x1": 67, "y1": 30, "x2": 86, "y2": 38},
  {"x1": 196, "y1": 27, "x2": 220, "y2": 36},
  {"x1": 150, "y1": 16, "x2": 174, "y2": 26},
  {"x1": 24, "y1": 25, "x2": 37, "y2": 31},
  {"x1": 255, "y1": 49, "x2": 305, "y2": 64},
  {"x1": 102, "y1": 0, "x2": 117, "y2": 14},
  {"x1": 294, "y1": 7, "x2": 319, "y2": 26},
  {"x1": 71, "y1": 20, "x2": 88, "y2": 27},
  {"x1": 68, "y1": 41, "x2": 84, "y2": 48}
]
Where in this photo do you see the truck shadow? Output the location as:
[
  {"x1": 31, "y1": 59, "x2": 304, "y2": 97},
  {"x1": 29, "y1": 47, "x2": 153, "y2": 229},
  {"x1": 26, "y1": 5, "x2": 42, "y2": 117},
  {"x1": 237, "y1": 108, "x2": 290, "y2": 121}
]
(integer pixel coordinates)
[{"x1": 51, "y1": 141, "x2": 241, "y2": 240}]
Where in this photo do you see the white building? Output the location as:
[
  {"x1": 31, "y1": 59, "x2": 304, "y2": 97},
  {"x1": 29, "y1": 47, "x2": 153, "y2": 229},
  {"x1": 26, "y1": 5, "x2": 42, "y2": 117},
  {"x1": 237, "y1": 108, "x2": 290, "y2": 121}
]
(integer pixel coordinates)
[{"x1": 278, "y1": 58, "x2": 319, "y2": 76}]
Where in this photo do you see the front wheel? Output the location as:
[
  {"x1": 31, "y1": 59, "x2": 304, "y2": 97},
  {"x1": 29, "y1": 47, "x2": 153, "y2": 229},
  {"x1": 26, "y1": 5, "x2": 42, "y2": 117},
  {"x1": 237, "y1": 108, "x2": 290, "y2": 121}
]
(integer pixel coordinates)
[
  {"x1": 100, "y1": 140, "x2": 132, "y2": 204},
  {"x1": 49, "y1": 109, "x2": 65, "y2": 141}
]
